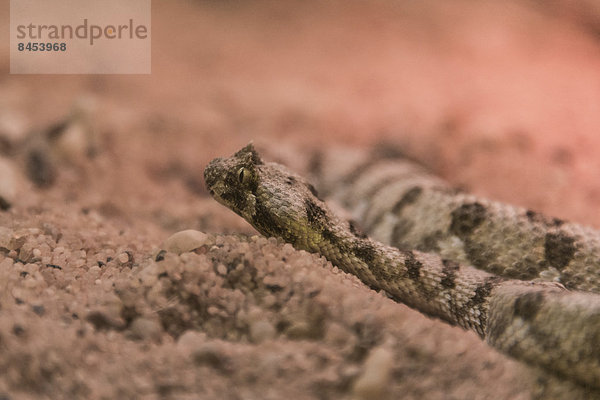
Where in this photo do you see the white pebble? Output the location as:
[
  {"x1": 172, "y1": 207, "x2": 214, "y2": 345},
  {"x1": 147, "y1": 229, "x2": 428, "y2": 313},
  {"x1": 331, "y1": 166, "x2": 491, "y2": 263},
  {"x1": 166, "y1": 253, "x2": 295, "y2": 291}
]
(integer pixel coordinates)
[
  {"x1": 352, "y1": 345, "x2": 394, "y2": 400},
  {"x1": 162, "y1": 230, "x2": 210, "y2": 255},
  {"x1": 216, "y1": 263, "x2": 227, "y2": 275},
  {"x1": 117, "y1": 252, "x2": 130, "y2": 263}
]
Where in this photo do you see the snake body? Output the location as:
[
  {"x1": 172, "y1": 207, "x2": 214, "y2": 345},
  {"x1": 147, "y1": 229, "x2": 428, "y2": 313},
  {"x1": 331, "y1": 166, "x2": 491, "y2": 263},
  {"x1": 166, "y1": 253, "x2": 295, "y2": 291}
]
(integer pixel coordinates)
[
  {"x1": 307, "y1": 147, "x2": 600, "y2": 294},
  {"x1": 204, "y1": 144, "x2": 600, "y2": 391}
]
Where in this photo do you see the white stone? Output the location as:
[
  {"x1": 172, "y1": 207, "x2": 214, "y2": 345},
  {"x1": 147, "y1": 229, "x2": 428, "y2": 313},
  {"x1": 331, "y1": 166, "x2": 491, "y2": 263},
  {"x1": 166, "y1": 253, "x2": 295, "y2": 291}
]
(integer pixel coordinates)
[
  {"x1": 163, "y1": 230, "x2": 210, "y2": 254},
  {"x1": 352, "y1": 345, "x2": 394, "y2": 400}
]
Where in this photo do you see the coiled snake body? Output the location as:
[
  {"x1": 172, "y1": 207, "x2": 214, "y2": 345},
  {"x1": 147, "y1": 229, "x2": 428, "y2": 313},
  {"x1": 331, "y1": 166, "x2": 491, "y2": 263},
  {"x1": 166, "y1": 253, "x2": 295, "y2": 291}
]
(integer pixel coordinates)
[{"x1": 204, "y1": 144, "x2": 600, "y2": 392}]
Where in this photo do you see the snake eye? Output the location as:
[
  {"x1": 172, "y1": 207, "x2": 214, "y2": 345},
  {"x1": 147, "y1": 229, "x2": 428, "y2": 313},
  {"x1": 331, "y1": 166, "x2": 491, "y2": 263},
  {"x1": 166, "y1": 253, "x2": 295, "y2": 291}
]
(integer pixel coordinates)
[{"x1": 237, "y1": 167, "x2": 250, "y2": 184}]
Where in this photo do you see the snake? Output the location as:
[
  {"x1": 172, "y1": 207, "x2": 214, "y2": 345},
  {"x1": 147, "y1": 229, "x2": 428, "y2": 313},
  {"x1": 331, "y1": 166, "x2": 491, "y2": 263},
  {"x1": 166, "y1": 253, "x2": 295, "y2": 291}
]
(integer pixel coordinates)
[{"x1": 203, "y1": 143, "x2": 600, "y2": 391}]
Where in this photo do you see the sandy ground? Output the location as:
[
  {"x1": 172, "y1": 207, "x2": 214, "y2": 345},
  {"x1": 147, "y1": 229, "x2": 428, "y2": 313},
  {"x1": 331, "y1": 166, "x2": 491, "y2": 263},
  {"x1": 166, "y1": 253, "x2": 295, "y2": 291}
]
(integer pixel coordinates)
[{"x1": 2, "y1": 0, "x2": 600, "y2": 399}]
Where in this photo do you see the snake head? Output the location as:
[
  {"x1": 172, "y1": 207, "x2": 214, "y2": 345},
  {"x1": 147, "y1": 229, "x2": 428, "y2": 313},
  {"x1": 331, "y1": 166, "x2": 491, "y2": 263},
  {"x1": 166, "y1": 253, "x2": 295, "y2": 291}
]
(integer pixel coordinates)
[
  {"x1": 205, "y1": 143, "x2": 332, "y2": 248},
  {"x1": 204, "y1": 143, "x2": 263, "y2": 221}
]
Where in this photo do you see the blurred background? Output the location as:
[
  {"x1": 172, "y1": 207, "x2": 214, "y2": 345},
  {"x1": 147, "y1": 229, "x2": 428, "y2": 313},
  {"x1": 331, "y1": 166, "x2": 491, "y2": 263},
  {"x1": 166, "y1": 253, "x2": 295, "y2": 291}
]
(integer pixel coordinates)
[{"x1": 2, "y1": 0, "x2": 600, "y2": 226}]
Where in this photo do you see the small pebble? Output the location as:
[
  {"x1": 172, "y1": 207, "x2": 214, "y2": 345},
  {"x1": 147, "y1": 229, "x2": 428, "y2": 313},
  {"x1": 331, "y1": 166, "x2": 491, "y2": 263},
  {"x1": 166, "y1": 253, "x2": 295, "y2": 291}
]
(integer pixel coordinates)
[
  {"x1": 352, "y1": 345, "x2": 394, "y2": 400},
  {"x1": 129, "y1": 317, "x2": 162, "y2": 341},
  {"x1": 0, "y1": 111, "x2": 27, "y2": 145},
  {"x1": 10, "y1": 230, "x2": 29, "y2": 251},
  {"x1": 177, "y1": 330, "x2": 207, "y2": 352},
  {"x1": 216, "y1": 263, "x2": 227, "y2": 275},
  {"x1": 117, "y1": 252, "x2": 130, "y2": 264},
  {"x1": 53, "y1": 118, "x2": 91, "y2": 164},
  {"x1": 0, "y1": 227, "x2": 12, "y2": 249},
  {"x1": 162, "y1": 230, "x2": 210, "y2": 255},
  {"x1": 249, "y1": 320, "x2": 276, "y2": 343}
]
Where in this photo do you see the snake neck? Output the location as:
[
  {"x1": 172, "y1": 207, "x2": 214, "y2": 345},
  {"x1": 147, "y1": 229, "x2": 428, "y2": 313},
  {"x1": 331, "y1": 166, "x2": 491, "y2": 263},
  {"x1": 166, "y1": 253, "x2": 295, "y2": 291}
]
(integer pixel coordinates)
[{"x1": 294, "y1": 210, "x2": 498, "y2": 337}]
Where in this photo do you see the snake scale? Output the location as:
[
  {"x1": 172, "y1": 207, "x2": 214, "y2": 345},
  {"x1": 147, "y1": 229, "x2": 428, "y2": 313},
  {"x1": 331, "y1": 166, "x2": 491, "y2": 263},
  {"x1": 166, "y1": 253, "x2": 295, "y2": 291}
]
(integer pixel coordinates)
[{"x1": 204, "y1": 143, "x2": 600, "y2": 391}]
